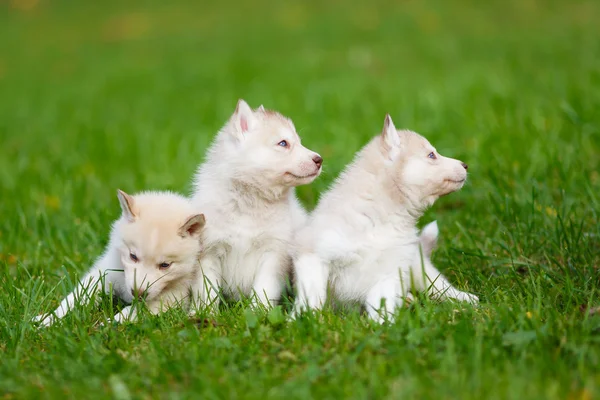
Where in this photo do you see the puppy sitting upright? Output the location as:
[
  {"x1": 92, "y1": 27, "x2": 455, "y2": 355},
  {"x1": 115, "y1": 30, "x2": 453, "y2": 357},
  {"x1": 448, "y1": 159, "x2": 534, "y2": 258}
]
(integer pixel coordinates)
[
  {"x1": 191, "y1": 100, "x2": 322, "y2": 309},
  {"x1": 33, "y1": 190, "x2": 205, "y2": 326},
  {"x1": 293, "y1": 114, "x2": 477, "y2": 322}
]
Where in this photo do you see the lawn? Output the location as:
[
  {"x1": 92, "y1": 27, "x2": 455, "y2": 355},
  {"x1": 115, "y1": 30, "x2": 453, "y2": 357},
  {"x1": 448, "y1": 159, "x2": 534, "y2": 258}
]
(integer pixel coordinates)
[{"x1": 1, "y1": 0, "x2": 599, "y2": 398}]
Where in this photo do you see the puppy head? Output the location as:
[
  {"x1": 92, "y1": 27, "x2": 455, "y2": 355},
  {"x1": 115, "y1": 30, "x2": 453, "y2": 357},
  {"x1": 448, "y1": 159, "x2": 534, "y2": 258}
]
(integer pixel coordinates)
[
  {"x1": 380, "y1": 114, "x2": 468, "y2": 210},
  {"x1": 222, "y1": 100, "x2": 322, "y2": 191},
  {"x1": 116, "y1": 190, "x2": 205, "y2": 303}
]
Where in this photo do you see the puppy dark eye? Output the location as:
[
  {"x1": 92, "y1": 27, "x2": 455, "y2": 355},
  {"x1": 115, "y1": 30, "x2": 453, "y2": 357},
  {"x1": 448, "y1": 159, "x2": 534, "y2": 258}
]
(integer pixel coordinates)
[
  {"x1": 428, "y1": 152, "x2": 436, "y2": 159},
  {"x1": 277, "y1": 140, "x2": 288, "y2": 147},
  {"x1": 159, "y1": 262, "x2": 172, "y2": 269},
  {"x1": 130, "y1": 253, "x2": 139, "y2": 262}
]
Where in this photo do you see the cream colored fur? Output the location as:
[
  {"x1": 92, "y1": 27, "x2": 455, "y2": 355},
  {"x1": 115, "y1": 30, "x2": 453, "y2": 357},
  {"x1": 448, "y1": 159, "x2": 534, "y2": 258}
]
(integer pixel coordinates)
[
  {"x1": 33, "y1": 190, "x2": 205, "y2": 326},
  {"x1": 190, "y1": 100, "x2": 322, "y2": 309},
  {"x1": 293, "y1": 114, "x2": 477, "y2": 322}
]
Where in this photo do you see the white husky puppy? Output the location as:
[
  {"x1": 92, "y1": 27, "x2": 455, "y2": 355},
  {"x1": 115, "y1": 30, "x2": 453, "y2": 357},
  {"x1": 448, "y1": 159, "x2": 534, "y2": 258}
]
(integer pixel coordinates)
[
  {"x1": 293, "y1": 114, "x2": 478, "y2": 322},
  {"x1": 33, "y1": 190, "x2": 205, "y2": 326},
  {"x1": 190, "y1": 100, "x2": 322, "y2": 309}
]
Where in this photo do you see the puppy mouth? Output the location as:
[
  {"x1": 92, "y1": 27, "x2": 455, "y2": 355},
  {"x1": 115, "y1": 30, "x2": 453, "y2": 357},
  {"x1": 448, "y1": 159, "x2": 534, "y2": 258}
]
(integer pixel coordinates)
[
  {"x1": 445, "y1": 178, "x2": 466, "y2": 184},
  {"x1": 286, "y1": 171, "x2": 320, "y2": 179}
]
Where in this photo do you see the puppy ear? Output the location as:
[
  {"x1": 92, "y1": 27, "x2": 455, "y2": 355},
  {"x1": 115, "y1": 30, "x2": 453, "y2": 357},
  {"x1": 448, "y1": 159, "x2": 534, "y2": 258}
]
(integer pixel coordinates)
[
  {"x1": 179, "y1": 214, "x2": 206, "y2": 238},
  {"x1": 232, "y1": 99, "x2": 256, "y2": 137},
  {"x1": 381, "y1": 114, "x2": 402, "y2": 160},
  {"x1": 117, "y1": 189, "x2": 137, "y2": 222},
  {"x1": 257, "y1": 105, "x2": 265, "y2": 112},
  {"x1": 420, "y1": 221, "x2": 439, "y2": 256}
]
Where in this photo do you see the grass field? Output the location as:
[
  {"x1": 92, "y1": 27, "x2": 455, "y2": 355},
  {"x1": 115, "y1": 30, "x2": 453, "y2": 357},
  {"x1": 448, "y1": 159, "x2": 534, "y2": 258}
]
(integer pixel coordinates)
[{"x1": 1, "y1": 0, "x2": 599, "y2": 398}]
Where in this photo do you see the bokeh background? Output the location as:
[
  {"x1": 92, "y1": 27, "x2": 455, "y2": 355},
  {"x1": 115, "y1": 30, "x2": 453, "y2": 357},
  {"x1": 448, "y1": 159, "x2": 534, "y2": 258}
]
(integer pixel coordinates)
[{"x1": 1, "y1": 0, "x2": 599, "y2": 398}]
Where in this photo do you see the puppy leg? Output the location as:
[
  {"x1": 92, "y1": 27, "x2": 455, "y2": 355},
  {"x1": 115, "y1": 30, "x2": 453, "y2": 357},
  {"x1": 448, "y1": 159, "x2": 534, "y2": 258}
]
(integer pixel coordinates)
[
  {"x1": 414, "y1": 260, "x2": 478, "y2": 304},
  {"x1": 365, "y1": 279, "x2": 398, "y2": 324},
  {"x1": 293, "y1": 253, "x2": 329, "y2": 315},
  {"x1": 251, "y1": 252, "x2": 284, "y2": 308},
  {"x1": 33, "y1": 251, "x2": 122, "y2": 327},
  {"x1": 189, "y1": 255, "x2": 222, "y2": 315},
  {"x1": 112, "y1": 305, "x2": 138, "y2": 323}
]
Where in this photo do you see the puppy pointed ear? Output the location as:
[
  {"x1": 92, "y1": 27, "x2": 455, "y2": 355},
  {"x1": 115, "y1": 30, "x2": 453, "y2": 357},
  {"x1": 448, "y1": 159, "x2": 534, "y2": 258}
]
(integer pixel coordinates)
[
  {"x1": 381, "y1": 114, "x2": 402, "y2": 160},
  {"x1": 257, "y1": 104, "x2": 265, "y2": 112},
  {"x1": 233, "y1": 99, "x2": 256, "y2": 136},
  {"x1": 420, "y1": 221, "x2": 439, "y2": 256},
  {"x1": 117, "y1": 189, "x2": 137, "y2": 222},
  {"x1": 179, "y1": 214, "x2": 206, "y2": 238}
]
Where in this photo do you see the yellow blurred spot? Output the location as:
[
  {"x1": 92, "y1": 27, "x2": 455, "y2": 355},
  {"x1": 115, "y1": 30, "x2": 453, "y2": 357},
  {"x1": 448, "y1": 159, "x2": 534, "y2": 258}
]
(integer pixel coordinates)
[
  {"x1": 568, "y1": 389, "x2": 592, "y2": 400},
  {"x1": 276, "y1": 4, "x2": 308, "y2": 30},
  {"x1": 591, "y1": 170, "x2": 598, "y2": 184},
  {"x1": 7, "y1": 255, "x2": 17, "y2": 264},
  {"x1": 352, "y1": 8, "x2": 380, "y2": 31},
  {"x1": 10, "y1": 0, "x2": 39, "y2": 11},
  {"x1": 103, "y1": 13, "x2": 150, "y2": 42},
  {"x1": 44, "y1": 195, "x2": 61, "y2": 210},
  {"x1": 526, "y1": 311, "x2": 532, "y2": 319},
  {"x1": 80, "y1": 162, "x2": 96, "y2": 177},
  {"x1": 545, "y1": 206, "x2": 557, "y2": 217},
  {"x1": 416, "y1": 12, "x2": 440, "y2": 33},
  {"x1": 278, "y1": 350, "x2": 297, "y2": 361}
]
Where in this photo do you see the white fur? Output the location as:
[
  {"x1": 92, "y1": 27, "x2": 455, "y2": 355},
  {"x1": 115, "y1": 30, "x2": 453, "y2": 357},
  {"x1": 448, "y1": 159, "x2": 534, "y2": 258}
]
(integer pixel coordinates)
[
  {"x1": 190, "y1": 100, "x2": 322, "y2": 309},
  {"x1": 293, "y1": 114, "x2": 477, "y2": 323},
  {"x1": 33, "y1": 191, "x2": 205, "y2": 326}
]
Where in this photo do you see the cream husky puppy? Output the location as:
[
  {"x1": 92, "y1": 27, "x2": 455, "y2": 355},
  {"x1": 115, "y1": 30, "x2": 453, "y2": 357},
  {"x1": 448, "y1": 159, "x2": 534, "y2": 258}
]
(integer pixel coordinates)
[
  {"x1": 191, "y1": 100, "x2": 322, "y2": 309},
  {"x1": 33, "y1": 190, "x2": 205, "y2": 326},
  {"x1": 293, "y1": 114, "x2": 478, "y2": 322}
]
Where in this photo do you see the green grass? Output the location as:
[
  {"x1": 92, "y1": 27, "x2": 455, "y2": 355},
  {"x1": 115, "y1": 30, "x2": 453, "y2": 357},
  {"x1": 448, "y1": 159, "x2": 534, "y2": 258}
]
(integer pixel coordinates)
[{"x1": 1, "y1": 0, "x2": 600, "y2": 398}]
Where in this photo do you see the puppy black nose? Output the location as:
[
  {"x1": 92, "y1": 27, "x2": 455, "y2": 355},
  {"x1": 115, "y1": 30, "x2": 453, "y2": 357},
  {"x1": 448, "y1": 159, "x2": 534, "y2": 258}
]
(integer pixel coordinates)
[
  {"x1": 461, "y1": 162, "x2": 468, "y2": 170},
  {"x1": 313, "y1": 155, "x2": 323, "y2": 168}
]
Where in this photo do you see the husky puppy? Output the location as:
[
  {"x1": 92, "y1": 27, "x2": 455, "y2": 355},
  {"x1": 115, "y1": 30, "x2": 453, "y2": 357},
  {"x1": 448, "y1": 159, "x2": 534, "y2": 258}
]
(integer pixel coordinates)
[
  {"x1": 190, "y1": 100, "x2": 322, "y2": 309},
  {"x1": 33, "y1": 190, "x2": 205, "y2": 326},
  {"x1": 293, "y1": 114, "x2": 478, "y2": 322}
]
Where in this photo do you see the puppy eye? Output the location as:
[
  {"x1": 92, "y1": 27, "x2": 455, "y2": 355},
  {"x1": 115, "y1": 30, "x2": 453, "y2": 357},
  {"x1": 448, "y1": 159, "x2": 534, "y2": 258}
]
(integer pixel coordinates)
[
  {"x1": 130, "y1": 253, "x2": 139, "y2": 262},
  {"x1": 277, "y1": 140, "x2": 288, "y2": 147},
  {"x1": 159, "y1": 262, "x2": 172, "y2": 269},
  {"x1": 428, "y1": 152, "x2": 437, "y2": 159}
]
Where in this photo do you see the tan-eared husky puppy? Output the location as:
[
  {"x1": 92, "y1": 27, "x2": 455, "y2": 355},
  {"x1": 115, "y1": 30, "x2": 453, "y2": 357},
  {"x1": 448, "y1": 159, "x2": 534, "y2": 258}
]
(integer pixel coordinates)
[
  {"x1": 293, "y1": 114, "x2": 477, "y2": 322},
  {"x1": 33, "y1": 190, "x2": 205, "y2": 326},
  {"x1": 191, "y1": 100, "x2": 322, "y2": 309}
]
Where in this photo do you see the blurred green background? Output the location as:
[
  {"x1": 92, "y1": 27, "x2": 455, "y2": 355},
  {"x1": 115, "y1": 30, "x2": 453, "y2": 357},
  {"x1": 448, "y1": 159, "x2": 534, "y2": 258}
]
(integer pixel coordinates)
[{"x1": 1, "y1": 0, "x2": 599, "y2": 399}]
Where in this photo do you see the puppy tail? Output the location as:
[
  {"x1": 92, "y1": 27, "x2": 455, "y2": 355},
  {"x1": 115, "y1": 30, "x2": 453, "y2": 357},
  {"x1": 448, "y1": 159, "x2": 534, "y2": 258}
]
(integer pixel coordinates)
[{"x1": 420, "y1": 221, "x2": 439, "y2": 257}]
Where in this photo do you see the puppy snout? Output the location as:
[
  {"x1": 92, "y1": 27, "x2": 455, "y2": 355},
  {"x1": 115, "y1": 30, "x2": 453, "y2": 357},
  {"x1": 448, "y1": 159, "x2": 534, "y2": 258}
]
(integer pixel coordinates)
[
  {"x1": 461, "y1": 162, "x2": 468, "y2": 170},
  {"x1": 131, "y1": 288, "x2": 145, "y2": 298},
  {"x1": 312, "y1": 155, "x2": 323, "y2": 168}
]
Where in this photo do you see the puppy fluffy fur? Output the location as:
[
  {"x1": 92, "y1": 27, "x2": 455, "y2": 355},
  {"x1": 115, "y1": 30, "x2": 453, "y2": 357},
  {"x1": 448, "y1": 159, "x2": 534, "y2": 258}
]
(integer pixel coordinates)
[
  {"x1": 33, "y1": 190, "x2": 205, "y2": 326},
  {"x1": 293, "y1": 114, "x2": 478, "y2": 322},
  {"x1": 190, "y1": 100, "x2": 322, "y2": 309}
]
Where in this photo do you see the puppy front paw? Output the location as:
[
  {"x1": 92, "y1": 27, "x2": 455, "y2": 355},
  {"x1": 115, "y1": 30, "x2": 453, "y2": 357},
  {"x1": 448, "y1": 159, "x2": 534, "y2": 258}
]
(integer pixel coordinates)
[
  {"x1": 459, "y1": 291, "x2": 479, "y2": 304},
  {"x1": 32, "y1": 314, "x2": 54, "y2": 327}
]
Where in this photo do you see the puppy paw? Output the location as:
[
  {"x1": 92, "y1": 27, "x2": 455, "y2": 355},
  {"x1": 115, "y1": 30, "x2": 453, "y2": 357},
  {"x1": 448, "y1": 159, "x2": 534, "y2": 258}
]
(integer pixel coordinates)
[
  {"x1": 32, "y1": 314, "x2": 54, "y2": 327},
  {"x1": 458, "y1": 291, "x2": 479, "y2": 304}
]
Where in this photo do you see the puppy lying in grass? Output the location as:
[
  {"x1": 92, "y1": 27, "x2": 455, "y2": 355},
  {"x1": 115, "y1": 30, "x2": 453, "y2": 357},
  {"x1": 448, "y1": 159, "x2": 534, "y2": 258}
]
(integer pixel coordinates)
[
  {"x1": 33, "y1": 190, "x2": 205, "y2": 326},
  {"x1": 293, "y1": 114, "x2": 478, "y2": 322}
]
